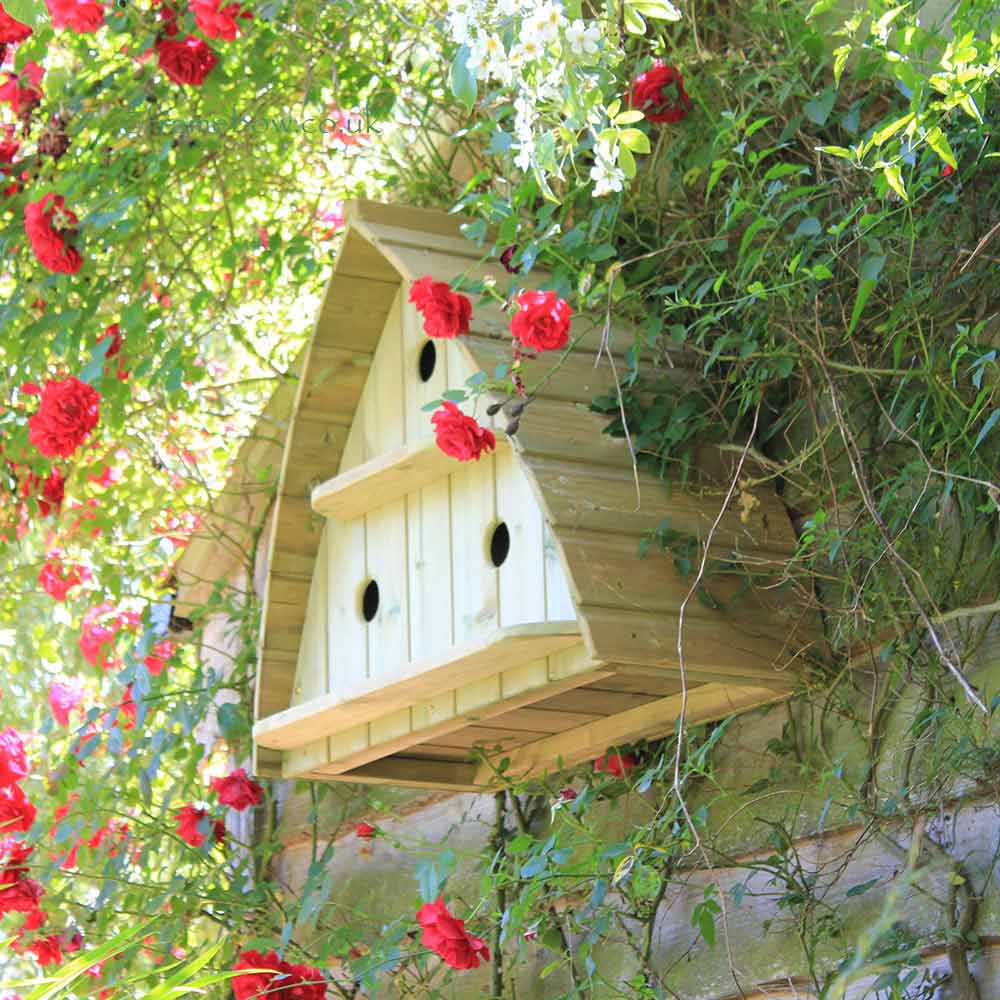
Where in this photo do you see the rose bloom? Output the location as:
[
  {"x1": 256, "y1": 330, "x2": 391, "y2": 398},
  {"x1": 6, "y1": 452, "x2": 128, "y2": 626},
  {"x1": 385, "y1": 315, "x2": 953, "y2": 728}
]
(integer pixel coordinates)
[
  {"x1": 316, "y1": 202, "x2": 344, "y2": 240},
  {"x1": 231, "y1": 949, "x2": 326, "y2": 1000},
  {"x1": 49, "y1": 680, "x2": 86, "y2": 726},
  {"x1": 408, "y1": 276, "x2": 472, "y2": 339},
  {"x1": 191, "y1": 0, "x2": 251, "y2": 40},
  {"x1": 78, "y1": 602, "x2": 121, "y2": 669},
  {"x1": 28, "y1": 933, "x2": 63, "y2": 966},
  {"x1": 0, "y1": 837, "x2": 32, "y2": 882},
  {"x1": 0, "y1": 62, "x2": 43, "y2": 116},
  {"x1": 24, "y1": 193, "x2": 83, "y2": 274},
  {"x1": 628, "y1": 59, "x2": 692, "y2": 125},
  {"x1": 38, "y1": 557, "x2": 91, "y2": 601},
  {"x1": 22, "y1": 468, "x2": 65, "y2": 518},
  {"x1": 0, "y1": 784, "x2": 37, "y2": 832},
  {"x1": 557, "y1": 787, "x2": 577, "y2": 802},
  {"x1": 175, "y1": 804, "x2": 224, "y2": 847},
  {"x1": 45, "y1": 0, "x2": 104, "y2": 32},
  {"x1": 510, "y1": 289, "x2": 573, "y2": 353},
  {"x1": 355, "y1": 821, "x2": 376, "y2": 840},
  {"x1": 155, "y1": 35, "x2": 217, "y2": 86},
  {"x1": 0, "y1": 876, "x2": 43, "y2": 915},
  {"x1": 593, "y1": 751, "x2": 638, "y2": 779},
  {"x1": 0, "y1": 728, "x2": 28, "y2": 787},
  {"x1": 431, "y1": 402, "x2": 496, "y2": 462},
  {"x1": 143, "y1": 639, "x2": 175, "y2": 676},
  {"x1": 28, "y1": 377, "x2": 100, "y2": 459},
  {"x1": 210, "y1": 768, "x2": 263, "y2": 811},
  {"x1": 97, "y1": 324, "x2": 128, "y2": 382},
  {"x1": 416, "y1": 897, "x2": 490, "y2": 970},
  {"x1": 0, "y1": 3, "x2": 33, "y2": 42}
]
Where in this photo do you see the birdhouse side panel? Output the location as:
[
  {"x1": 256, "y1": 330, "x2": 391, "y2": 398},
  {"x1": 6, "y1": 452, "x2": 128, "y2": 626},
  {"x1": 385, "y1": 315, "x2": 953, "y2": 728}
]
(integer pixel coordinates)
[
  {"x1": 289, "y1": 523, "x2": 330, "y2": 708},
  {"x1": 402, "y1": 300, "x2": 450, "y2": 443},
  {"x1": 365, "y1": 498, "x2": 409, "y2": 684},
  {"x1": 406, "y1": 477, "x2": 454, "y2": 661},
  {"x1": 325, "y1": 516, "x2": 368, "y2": 698}
]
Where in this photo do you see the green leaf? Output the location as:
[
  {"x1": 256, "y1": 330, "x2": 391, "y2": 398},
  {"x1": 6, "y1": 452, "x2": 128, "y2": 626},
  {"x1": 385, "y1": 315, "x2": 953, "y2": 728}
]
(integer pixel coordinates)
[
  {"x1": 972, "y1": 408, "x2": 1000, "y2": 452},
  {"x1": 819, "y1": 145, "x2": 854, "y2": 160},
  {"x1": 613, "y1": 109, "x2": 645, "y2": 125},
  {"x1": 626, "y1": 0, "x2": 682, "y2": 19},
  {"x1": 619, "y1": 128, "x2": 651, "y2": 155},
  {"x1": 871, "y1": 113, "x2": 913, "y2": 147},
  {"x1": 804, "y1": 89, "x2": 836, "y2": 126},
  {"x1": 924, "y1": 126, "x2": 956, "y2": 168},
  {"x1": 618, "y1": 143, "x2": 637, "y2": 179},
  {"x1": 882, "y1": 163, "x2": 907, "y2": 201},
  {"x1": 846, "y1": 877, "x2": 881, "y2": 898},
  {"x1": 848, "y1": 254, "x2": 886, "y2": 334},
  {"x1": 2, "y1": 0, "x2": 43, "y2": 25},
  {"x1": 450, "y1": 45, "x2": 477, "y2": 112},
  {"x1": 623, "y1": 5, "x2": 645, "y2": 33}
]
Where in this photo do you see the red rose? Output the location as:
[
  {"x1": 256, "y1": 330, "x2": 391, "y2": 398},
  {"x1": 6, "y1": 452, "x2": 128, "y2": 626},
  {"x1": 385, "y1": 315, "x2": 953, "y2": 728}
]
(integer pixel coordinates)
[
  {"x1": 431, "y1": 401, "x2": 496, "y2": 462},
  {"x1": 78, "y1": 602, "x2": 120, "y2": 669},
  {"x1": 175, "y1": 804, "x2": 224, "y2": 847},
  {"x1": 0, "y1": 837, "x2": 32, "y2": 882},
  {"x1": 510, "y1": 289, "x2": 573, "y2": 353},
  {"x1": 210, "y1": 768, "x2": 263, "y2": 811},
  {"x1": 628, "y1": 59, "x2": 692, "y2": 125},
  {"x1": 117, "y1": 685, "x2": 136, "y2": 730},
  {"x1": 28, "y1": 933, "x2": 63, "y2": 966},
  {"x1": 28, "y1": 377, "x2": 100, "y2": 458},
  {"x1": 191, "y1": 0, "x2": 251, "y2": 40},
  {"x1": 355, "y1": 821, "x2": 376, "y2": 840},
  {"x1": 97, "y1": 324, "x2": 129, "y2": 381},
  {"x1": 38, "y1": 557, "x2": 91, "y2": 601},
  {"x1": 593, "y1": 752, "x2": 638, "y2": 779},
  {"x1": 0, "y1": 876, "x2": 43, "y2": 915},
  {"x1": 557, "y1": 787, "x2": 577, "y2": 802},
  {"x1": 155, "y1": 35, "x2": 217, "y2": 86},
  {"x1": 36, "y1": 469, "x2": 65, "y2": 517},
  {"x1": 0, "y1": 62, "x2": 43, "y2": 116},
  {"x1": 408, "y1": 276, "x2": 472, "y2": 339},
  {"x1": 942, "y1": 164, "x2": 955, "y2": 178},
  {"x1": 231, "y1": 949, "x2": 326, "y2": 1000},
  {"x1": 49, "y1": 681, "x2": 86, "y2": 726},
  {"x1": 0, "y1": 3, "x2": 32, "y2": 42},
  {"x1": 416, "y1": 897, "x2": 490, "y2": 970},
  {"x1": 45, "y1": 0, "x2": 104, "y2": 32},
  {"x1": 143, "y1": 639, "x2": 175, "y2": 675},
  {"x1": 0, "y1": 784, "x2": 36, "y2": 832},
  {"x1": 24, "y1": 193, "x2": 83, "y2": 274},
  {"x1": 0, "y1": 728, "x2": 28, "y2": 787}
]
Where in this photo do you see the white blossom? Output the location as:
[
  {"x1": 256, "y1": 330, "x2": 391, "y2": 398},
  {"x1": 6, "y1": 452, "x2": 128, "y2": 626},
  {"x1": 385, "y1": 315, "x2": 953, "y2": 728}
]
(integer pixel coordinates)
[
  {"x1": 590, "y1": 156, "x2": 625, "y2": 196},
  {"x1": 514, "y1": 140, "x2": 535, "y2": 171},
  {"x1": 565, "y1": 18, "x2": 600, "y2": 56}
]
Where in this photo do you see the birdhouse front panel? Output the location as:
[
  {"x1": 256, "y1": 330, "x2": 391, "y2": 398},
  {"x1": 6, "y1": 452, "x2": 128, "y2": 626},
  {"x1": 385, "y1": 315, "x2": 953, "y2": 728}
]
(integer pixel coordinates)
[{"x1": 252, "y1": 200, "x2": 814, "y2": 791}]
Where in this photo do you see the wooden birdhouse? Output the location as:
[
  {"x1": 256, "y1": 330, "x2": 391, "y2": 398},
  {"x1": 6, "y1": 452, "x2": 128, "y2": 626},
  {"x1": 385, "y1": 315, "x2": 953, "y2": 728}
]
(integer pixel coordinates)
[{"x1": 252, "y1": 200, "x2": 810, "y2": 792}]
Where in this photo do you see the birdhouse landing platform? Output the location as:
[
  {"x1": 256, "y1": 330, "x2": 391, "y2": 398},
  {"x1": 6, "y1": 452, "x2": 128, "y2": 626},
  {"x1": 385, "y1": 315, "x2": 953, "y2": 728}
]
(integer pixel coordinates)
[{"x1": 251, "y1": 200, "x2": 812, "y2": 792}]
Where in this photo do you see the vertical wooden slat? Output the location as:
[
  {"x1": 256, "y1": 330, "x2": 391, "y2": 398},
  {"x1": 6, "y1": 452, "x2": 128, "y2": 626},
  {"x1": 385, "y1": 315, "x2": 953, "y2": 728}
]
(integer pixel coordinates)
[
  {"x1": 450, "y1": 454, "x2": 498, "y2": 644},
  {"x1": 544, "y1": 520, "x2": 576, "y2": 621},
  {"x1": 326, "y1": 518, "x2": 367, "y2": 698},
  {"x1": 366, "y1": 498, "x2": 409, "y2": 683},
  {"x1": 290, "y1": 524, "x2": 330, "y2": 706},
  {"x1": 360, "y1": 290, "x2": 405, "y2": 459},
  {"x1": 403, "y1": 301, "x2": 449, "y2": 444},
  {"x1": 406, "y1": 479, "x2": 453, "y2": 662},
  {"x1": 495, "y1": 446, "x2": 546, "y2": 627}
]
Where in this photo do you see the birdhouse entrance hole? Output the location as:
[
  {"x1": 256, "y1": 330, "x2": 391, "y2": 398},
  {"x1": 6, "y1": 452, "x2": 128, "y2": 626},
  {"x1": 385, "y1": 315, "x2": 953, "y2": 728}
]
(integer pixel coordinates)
[
  {"x1": 361, "y1": 579, "x2": 380, "y2": 622},
  {"x1": 418, "y1": 341, "x2": 437, "y2": 383},
  {"x1": 489, "y1": 521, "x2": 510, "y2": 568}
]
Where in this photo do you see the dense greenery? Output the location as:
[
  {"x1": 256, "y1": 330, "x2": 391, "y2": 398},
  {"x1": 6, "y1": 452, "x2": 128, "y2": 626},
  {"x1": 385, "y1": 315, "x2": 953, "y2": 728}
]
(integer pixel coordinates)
[{"x1": 1, "y1": 0, "x2": 999, "y2": 996}]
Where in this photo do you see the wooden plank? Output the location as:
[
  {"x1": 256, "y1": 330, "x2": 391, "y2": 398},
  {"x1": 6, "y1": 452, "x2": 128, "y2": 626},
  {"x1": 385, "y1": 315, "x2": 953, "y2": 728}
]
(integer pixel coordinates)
[
  {"x1": 326, "y1": 517, "x2": 367, "y2": 697},
  {"x1": 495, "y1": 445, "x2": 546, "y2": 628},
  {"x1": 403, "y1": 298, "x2": 449, "y2": 443},
  {"x1": 290, "y1": 524, "x2": 330, "y2": 706},
  {"x1": 346, "y1": 199, "x2": 473, "y2": 242},
  {"x1": 320, "y1": 662, "x2": 611, "y2": 776},
  {"x1": 253, "y1": 622, "x2": 581, "y2": 750},
  {"x1": 579, "y1": 605, "x2": 805, "y2": 683},
  {"x1": 313, "y1": 756, "x2": 480, "y2": 792},
  {"x1": 365, "y1": 499, "x2": 409, "y2": 685},
  {"x1": 422, "y1": 725, "x2": 540, "y2": 752},
  {"x1": 450, "y1": 451, "x2": 499, "y2": 644},
  {"x1": 360, "y1": 288, "x2": 405, "y2": 459},
  {"x1": 331, "y1": 228, "x2": 401, "y2": 284},
  {"x1": 313, "y1": 270, "x2": 399, "y2": 350},
  {"x1": 475, "y1": 682, "x2": 786, "y2": 784},
  {"x1": 514, "y1": 399, "x2": 632, "y2": 468},
  {"x1": 530, "y1": 686, "x2": 664, "y2": 716},
  {"x1": 543, "y1": 520, "x2": 576, "y2": 621},
  {"x1": 407, "y1": 477, "x2": 454, "y2": 661},
  {"x1": 312, "y1": 438, "x2": 507, "y2": 520}
]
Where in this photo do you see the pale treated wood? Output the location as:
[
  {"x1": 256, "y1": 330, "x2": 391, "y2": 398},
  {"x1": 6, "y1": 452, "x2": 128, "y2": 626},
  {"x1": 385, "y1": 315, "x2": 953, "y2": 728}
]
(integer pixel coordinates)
[
  {"x1": 290, "y1": 524, "x2": 329, "y2": 705},
  {"x1": 474, "y1": 682, "x2": 785, "y2": 783},
  {"x1": 402, "y1": 300, "x2": 449, "y2": 443},
  {"x1": 360, "y1": 289, "x2": 406, "y2": 459},
  {"x1": 313, "y1": 756, "x2": 480, "y2": 792},
  {"x1": 495, "y1": 444, "x2": 547, "y2": 628},
  {"x1": 326, "y1": 518, "x2": 367, "y2": 697},
  {"x1": 365, "y1": 498, "x2": 409, "y2": 684},
  {"x1": 450, "y1": 451, "x2": 499, "y2": 644},
  {"x1": 311, "y1": 438, "x2": 508, "y2": 521},
  {"x1": 579, "y1": 605, "x2": 805, "y2": 683},
  {"x1": 531, "y1": 686, "x2": 667, "y2": 716},
  {"x1": 543, "y1": 520, "x2": 577, "y2": 621},
  {"x1": 406, "y1": 478, "x2": 454, "y2": 662},
  {"x1": 253, "y1": 622, "x2": 581, "y2": 750},
  {"x1": 313, "y1": 662, "x2": 611, "y2": 777}
]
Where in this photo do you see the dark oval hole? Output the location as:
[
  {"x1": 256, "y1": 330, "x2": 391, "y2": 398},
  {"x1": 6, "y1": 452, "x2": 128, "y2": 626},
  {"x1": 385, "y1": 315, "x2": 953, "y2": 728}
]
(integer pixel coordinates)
[
  {"x1": 418, "y1": 340, "x2": 437, "y2": 383},
  {"x1": 361, "y1": 579, "x2": 380, "y2": 622},
  {"x1": 489, "y1": 522, "x2": 510, "y2": 568}
]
